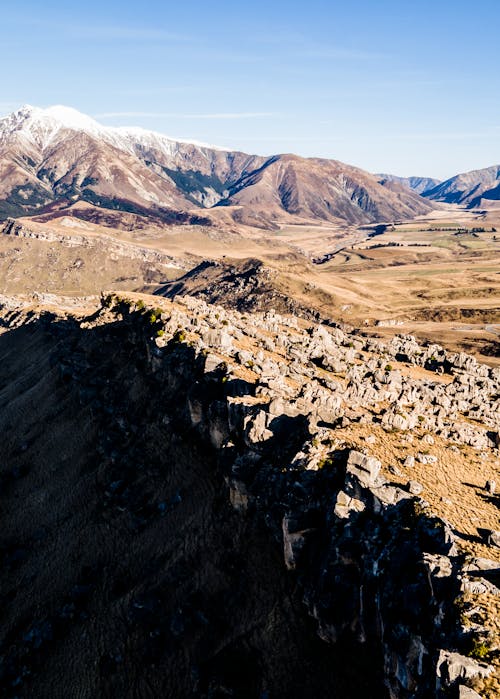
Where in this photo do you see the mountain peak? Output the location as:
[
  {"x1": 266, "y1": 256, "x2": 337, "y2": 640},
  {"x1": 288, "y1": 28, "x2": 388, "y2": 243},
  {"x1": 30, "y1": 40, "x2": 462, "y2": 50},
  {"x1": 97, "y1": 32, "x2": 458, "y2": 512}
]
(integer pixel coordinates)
[
  {"x1": 42, "y1": 105, "x2": 103, "y2": 133},
  {"x1": 0, "y1": 104, "x2": 106, "y2": 150},
  {"x1": 0, "y1": 104, "x2": 228, "y2": 153}
]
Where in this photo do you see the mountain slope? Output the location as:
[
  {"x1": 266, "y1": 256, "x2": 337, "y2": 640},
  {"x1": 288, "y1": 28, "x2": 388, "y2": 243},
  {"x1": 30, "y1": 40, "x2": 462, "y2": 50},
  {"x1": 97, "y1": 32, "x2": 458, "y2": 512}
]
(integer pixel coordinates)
[
  {"x1": 0, "y1": 105, "x2": 433, "y2": 227},
  {"x1": 219, "y1": 155, "x2": 433, "y2": 226},
  {"x1": 0, "y1": 106, "x2": 219, "y2": 220},
  {"x1": 423, "y1": 165, "x2": 500, "y2": 206},
  {"x1": 377, "y1": 173, "x2": 441, "y2": 195}
]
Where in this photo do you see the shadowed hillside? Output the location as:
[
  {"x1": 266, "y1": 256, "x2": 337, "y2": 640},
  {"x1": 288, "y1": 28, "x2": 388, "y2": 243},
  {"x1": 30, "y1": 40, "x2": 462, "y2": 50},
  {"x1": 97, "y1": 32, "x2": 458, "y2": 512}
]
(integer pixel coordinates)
[{"x1": 1, "y1": 296, "x2": 498, "y2": 698}]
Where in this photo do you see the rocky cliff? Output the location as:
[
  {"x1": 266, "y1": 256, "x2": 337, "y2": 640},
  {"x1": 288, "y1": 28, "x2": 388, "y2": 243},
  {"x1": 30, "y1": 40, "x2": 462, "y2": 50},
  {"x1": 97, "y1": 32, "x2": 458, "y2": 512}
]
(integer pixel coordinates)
[{"x1": 0, "y1": 294, "x2": 498, "y2": 698}]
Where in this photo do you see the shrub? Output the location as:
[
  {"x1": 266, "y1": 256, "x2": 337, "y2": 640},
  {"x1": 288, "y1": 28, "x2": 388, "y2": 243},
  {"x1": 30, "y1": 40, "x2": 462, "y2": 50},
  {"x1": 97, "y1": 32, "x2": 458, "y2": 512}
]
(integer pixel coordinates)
[
  {"x1": 172, "y1": 330, "x2": 186, "y2": 343},
  {"x1": 468, "y1": 639, "x2": 490, "y2": 660},
  {"x1": 317, "y1": 455, "x2": 335, "y2": 469}
]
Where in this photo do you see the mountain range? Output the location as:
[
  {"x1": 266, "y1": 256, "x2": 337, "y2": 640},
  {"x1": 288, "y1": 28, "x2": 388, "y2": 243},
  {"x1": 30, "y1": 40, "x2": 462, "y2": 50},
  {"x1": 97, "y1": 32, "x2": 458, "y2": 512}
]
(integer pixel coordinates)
[
  {"x1": 376, "y1": 174, "x2": 442, "y2": 195},
  {"x1": 378, "y1": 168, "x2": 500, "y2": 208},
  {"x1": 422, "y1": 165, "x2": 500, "y2": 207},
  {"x1": 0, "y1": 105, "x2": 433, "y2": 229},
  {"x1": 0, "y1": 105, "x2": 498, "y2": 230}
]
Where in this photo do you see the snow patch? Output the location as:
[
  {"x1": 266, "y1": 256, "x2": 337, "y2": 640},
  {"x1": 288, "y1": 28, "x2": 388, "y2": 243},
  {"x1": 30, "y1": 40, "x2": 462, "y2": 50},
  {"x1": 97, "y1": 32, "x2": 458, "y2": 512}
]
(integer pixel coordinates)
[{"x1": 0, "y1": 104, "x2": 230, "y2": 155}]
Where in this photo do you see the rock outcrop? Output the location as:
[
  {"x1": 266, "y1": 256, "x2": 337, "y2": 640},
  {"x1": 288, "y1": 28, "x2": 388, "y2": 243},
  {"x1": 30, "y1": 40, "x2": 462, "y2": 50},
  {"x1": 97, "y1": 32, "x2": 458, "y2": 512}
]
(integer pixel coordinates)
[{"x1": 0, "y1": 293, "x2": 498, "y2": 698}]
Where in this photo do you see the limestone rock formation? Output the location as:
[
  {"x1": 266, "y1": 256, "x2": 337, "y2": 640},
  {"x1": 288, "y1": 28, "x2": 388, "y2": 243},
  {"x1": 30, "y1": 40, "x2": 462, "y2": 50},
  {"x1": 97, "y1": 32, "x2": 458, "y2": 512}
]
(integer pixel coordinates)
[{"x1": 0, "y1": 292, "x2": 498, "y2": 698}]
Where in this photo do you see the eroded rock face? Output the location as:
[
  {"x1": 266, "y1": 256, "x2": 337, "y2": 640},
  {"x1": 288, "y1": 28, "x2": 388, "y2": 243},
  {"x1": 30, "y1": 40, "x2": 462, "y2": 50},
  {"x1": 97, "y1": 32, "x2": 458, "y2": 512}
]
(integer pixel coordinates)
[
  {"x1": 0, "y1": 296, "x2": 498, "y2": 698},
  {"x1": 0, "y1": 308, "x2": 382, "y2": 699},
  {"x1": 436, "y1": 650, "x2": 492, "y2": 688}
]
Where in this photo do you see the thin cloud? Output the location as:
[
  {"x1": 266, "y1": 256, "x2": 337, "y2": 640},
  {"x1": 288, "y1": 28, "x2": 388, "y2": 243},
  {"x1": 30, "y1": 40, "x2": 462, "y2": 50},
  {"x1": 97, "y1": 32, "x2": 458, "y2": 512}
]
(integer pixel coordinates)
[
  {"x1": 116, "y1": 86, "x2": 209, "y2": 97},
  {"x1": 392, "y1": 131, "x2": 498, "y2": 141},
  {"x1": 95, "y1": 111, "x2": 279, "y2": 120},
  {"x1": 249, "y1": 30, "x2": 385, "y2": 61},
  {"x1": 20, "y1": 17, "x2": 190, "y2": 42},
  {"x1": 77, "y1": 26, "x2": 190, "y2": 41},
  {"x1": 299, "y1": 47, "x2": 386, "y2": 60},
  {"x1": 235, "y1": 136, "x2": 344, "y2": 143}
]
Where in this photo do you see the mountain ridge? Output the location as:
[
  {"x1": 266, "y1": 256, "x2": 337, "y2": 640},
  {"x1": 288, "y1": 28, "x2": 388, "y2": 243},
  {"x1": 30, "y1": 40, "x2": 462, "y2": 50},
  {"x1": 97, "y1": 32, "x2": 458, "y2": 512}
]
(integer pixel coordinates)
[
  {"x1": 0, "y1": 105, "x2": 433, "y2": 228},
  {"x1": 376, "y1": 173, "x2": 442, "y2": 195},
  {"x1": 422, "y1": 164, "x2": 500, "y2": 207}
]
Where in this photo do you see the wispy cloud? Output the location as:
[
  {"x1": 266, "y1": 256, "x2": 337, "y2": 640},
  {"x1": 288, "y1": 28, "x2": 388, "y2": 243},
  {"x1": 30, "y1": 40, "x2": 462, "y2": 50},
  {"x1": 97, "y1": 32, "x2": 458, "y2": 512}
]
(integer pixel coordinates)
[
  {"x1": 116, "y1": 86, "x2": 210, "y2": 97},
  {"x1": 248, "y1": 30, "x2": 385, "y2": 61},
  {"x1": 95, "y1": 111, "x2": 279, "y2": 120},
  {"x1": 298, "y1": 47, "x2": 386, "y2": 61},
  {"x1": 235, "y1": 136, "x2": 344, "y2": 143},
  {"x1": 392, "y1": 131, "x2": 498, "y2": 141},
  {"x1": 76, "y1": 26, "x2": 190, "y2": 41},
  {"x1": 21, "y1": 17, "x2": 190, "y2": 42}
]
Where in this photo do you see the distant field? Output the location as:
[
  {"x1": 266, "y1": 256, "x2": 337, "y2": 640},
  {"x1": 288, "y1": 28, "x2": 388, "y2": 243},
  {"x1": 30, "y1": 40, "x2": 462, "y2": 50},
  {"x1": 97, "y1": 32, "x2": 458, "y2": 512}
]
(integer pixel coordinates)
[
  {"x1": 307, "y1": 206, "x2": 500, "y2": 364},
  {"x1": 2, "y1": 203, "x2": 499, "y2": 365}
]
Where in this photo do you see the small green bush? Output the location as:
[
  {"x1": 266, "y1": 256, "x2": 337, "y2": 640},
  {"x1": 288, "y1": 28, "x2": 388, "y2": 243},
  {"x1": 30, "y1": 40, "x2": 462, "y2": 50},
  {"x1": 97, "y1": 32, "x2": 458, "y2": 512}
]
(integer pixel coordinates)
[
  {"x1": 172, "y1": 330, "x2": 186, "y2": 343},
  {"x1": 468, "y1": 639, "x2": 490, "y2": 660},
  {"x1": 317, "y1": 456, "x2": 335, "y2": 470}
]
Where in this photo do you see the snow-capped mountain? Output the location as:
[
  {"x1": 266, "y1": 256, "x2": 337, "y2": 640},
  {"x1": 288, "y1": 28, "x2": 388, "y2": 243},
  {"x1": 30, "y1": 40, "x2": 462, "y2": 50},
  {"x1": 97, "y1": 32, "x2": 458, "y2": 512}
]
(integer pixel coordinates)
[
  {"x1": 0, "y1": 104, "x2": 433, "y2": 227},
  {"x1": 0, "y1": 105, "x2": 227, "y2": 155}
]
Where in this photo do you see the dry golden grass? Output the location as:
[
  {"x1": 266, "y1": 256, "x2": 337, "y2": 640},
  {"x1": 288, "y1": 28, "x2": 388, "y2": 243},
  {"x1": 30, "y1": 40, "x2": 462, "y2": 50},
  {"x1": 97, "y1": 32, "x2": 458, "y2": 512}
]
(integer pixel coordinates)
[{"x1": 1, "y1": 202, "x2": 498, "y2": 366}]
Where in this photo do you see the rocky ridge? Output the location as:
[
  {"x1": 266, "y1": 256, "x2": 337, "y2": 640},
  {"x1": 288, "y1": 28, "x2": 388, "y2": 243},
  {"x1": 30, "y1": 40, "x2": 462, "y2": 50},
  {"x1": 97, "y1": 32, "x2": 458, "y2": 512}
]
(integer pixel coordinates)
[
  {"x1": 1, "y1": 218, "x2": 188, "y2": 270},
  {"x1": 113, "y1": 293, "x2": 500, "y2": 697},
  {"x1": 0, "y1": 293, "x2": 499, "y2": 697},
  {"x1": 155, "y1": 258, "x2": 322, "y2": 320}
]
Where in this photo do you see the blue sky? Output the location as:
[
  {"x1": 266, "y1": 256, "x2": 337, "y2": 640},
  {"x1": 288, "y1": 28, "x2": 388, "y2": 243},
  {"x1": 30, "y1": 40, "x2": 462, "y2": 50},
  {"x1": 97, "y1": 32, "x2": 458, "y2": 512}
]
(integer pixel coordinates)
[{"x1": 1, "y1": 0, "x2": 498, "y2": 179}]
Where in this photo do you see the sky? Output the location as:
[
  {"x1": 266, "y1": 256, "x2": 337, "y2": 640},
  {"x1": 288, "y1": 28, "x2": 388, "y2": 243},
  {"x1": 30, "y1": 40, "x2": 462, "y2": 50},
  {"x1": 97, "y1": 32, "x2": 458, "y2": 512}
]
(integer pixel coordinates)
[{"x1": 1, "y1": 0, "x2": 498, "y2": 179}]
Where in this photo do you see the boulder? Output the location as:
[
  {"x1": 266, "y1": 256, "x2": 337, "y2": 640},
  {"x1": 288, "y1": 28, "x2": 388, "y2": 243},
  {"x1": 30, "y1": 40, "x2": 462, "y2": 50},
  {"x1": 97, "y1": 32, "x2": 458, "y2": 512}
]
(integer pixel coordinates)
[
  {"x1": 485, "y1": 479, "x2": 496, "y2": 495},
  {"x1": 244, "y1": 410, "x2": 273, "y2": 445},
  {"x1": 458, "y1": 686, "x2": 483, "y2": 699},
  {"x1": 334, "y1": 490, "x2": 366, "y2": 519},
  {"x1": 486, "y1": 530, "x2": 500, "y2": 549},
  {"x1": 422, "y1": 553, "x2": 453, "y2": 578},
  {"x1": 346, "y1": 450, "x2": 381, "y2": 488},
  {"x1": 407, "y1": 480, "x2": 424, "y2": 496},
  {"x1": 417, "y1": 453, "x2": 438, "y2": 465},
  {"x1": 436, "y1": 650, "x2": 492, "y2": 689}
]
